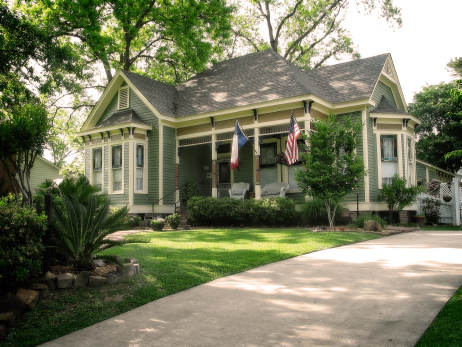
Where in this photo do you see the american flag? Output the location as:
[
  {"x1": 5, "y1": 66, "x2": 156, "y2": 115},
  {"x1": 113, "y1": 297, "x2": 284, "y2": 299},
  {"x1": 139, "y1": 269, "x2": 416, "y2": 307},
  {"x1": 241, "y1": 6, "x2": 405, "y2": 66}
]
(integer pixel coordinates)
[{"x1": 284, "y1": 111, "x2": 301, "y2": 165}]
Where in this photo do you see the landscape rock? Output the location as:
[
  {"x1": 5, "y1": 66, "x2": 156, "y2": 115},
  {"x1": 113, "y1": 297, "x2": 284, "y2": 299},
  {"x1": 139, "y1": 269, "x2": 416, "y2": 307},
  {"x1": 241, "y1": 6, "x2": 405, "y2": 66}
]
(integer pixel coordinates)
[
  {"x1": 0, "y1": 312, "x2": 15, "y2": 327},
  {"x1": 88, "y1": 276, "x2": 106, "y2": 288},
  {"x1": 29, "y1": 283, "x2": 50, "y2": 299},
  {"x1": 55, "y1": 273, "x2": 75, "y2": 289},
  {"x1": 106, "y1": 273, "x2": 123, "y2": 285},
  {"x1": 75, "y1": 271, "x2": 90, "y2": 288},
  {"x1": 42, "y1": 271, "x2": 56, "y2": 281},
  {"x1": 124, "y1": 257, "x2": 138, "y2": 264},
  {"x1": 133, "y1": 263, "x2": 140, "y2": 274},
  {"x1": 93, "y1": 259, "x2": 105, "y2": 267},
  {"x1": 122, "y1": 263, "x2": 136, "y2": 279},
  {"x1": 40, "y1": 279, "x2": 55, "y2": 291},
  {"x1": 16, "y1": 289, "x2": 39, "y2": 311},
  {"x1": 363, "y1": 220, "x2": 383, "y2": 232}
]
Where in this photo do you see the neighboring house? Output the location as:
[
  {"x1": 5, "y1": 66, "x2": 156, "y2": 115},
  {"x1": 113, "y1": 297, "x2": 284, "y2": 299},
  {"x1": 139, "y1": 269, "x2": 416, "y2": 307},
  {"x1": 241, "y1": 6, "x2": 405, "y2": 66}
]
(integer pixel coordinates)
[
  {"x1": 0, "y1": 155, "x2": 62, "y2": 195},
  {"x1": 78, "y1": 49, "x2": 443, "y2": 218}
]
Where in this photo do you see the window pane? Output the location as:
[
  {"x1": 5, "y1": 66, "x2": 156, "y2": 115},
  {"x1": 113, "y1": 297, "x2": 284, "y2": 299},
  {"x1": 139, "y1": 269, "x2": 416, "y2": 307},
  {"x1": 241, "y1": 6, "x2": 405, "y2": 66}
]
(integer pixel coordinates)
[
  {"x1": 113, "y1": 168, "x2": 122, "y2": 191},
  {"x1": 136, "y1": 145, "x2": 144, "y2": 167},
  {"x1": 136, "y1": 168, "x2": 143, "y2": 190},
  {"x1": 383, "y1": 138, "x2": 394, "y2": 158},
  {"x1": 113, "y1": 146, "x2": 122, "y2": 168},
  {"x1": 93, "y1": 148, "x2": 102, "y2": 170},
  {"x1": 94, "y1": 171, "x2": 102, "y2": 189},
  {"x1": 261, "y1": 145, "x2": 275, "y2": 165}
]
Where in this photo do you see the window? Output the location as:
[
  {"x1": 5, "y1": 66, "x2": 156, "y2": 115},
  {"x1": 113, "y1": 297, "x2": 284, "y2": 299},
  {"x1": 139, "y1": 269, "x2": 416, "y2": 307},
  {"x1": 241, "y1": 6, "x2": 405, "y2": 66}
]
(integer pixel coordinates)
[
  {"x1": 112, "y1": 145, "x2": 123, "y2": 192},
  {"x1": 136, "y1": 144, "x2": 144, "y2": 191},
  {"x1": 118, "y1": 87, "x2": 129, "y2": 109},
  {"x1": 380, "y1": 135, "x2": 398, "y2": 185},
  {"x1": 93, "y1": 148, "x2": 102, "y2": 189},
  {"x1": 260, "y1": 143, "x2": 277, "y2": 167}
]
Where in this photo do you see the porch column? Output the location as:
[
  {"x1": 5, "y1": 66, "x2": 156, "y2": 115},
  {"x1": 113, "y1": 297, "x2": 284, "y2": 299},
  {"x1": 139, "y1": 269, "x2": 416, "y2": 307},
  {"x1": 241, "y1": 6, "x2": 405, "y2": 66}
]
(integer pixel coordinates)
[
  {"x1": 175, "y1": 139, "x2": 180, "y2": 206},
  {"x1": 212, "y1": 134, "x2": 218, "y2": 198},
  {"x1": 362, "y1": 107, "x2": 370, "y2": 202},
  {"x1": 254, "y1": 127, "x2": 261, "y2": 199},
  {"x1": 452, "y1": 174, "x2": 461, "y2": 226}
]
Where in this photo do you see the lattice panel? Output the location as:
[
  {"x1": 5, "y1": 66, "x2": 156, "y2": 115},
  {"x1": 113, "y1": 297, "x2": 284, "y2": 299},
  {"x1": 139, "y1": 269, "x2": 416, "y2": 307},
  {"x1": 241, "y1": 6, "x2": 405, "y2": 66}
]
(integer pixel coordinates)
[{"x1": 179, "y1": 136, "x2": 212, "y2": 147}]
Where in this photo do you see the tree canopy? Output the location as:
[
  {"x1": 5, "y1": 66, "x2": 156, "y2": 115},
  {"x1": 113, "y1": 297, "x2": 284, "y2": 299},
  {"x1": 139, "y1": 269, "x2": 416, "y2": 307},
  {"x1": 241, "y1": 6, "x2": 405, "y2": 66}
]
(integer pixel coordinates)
[
  {"x1": 296, "y1": 114, "x2": 366, "y2": 228},
  {"x1": 408, "y1": 82, "x2": 462, "y2": 173},
  {"x1": 228, "y1": 0, "x2": 402, "y2": 69}
]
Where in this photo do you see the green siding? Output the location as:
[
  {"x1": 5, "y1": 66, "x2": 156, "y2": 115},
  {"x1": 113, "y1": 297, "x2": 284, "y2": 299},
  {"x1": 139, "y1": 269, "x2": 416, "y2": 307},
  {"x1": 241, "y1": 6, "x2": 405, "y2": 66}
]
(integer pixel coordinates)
[
  {"x1": 96, "y1": 93, "x2": 119, "y2": 126},
  {"x1": 179, "y1": 144, "x2": 212, "y2": 200},
  {"x1": 338, "y1": 111, "x2": 366, "y2": 203},
  {"x1": 368, "y1": 80, "x2": 398, "y2": 201},
  {"x1": 103, "y1": 145, "x2": 108, "y2": 193},
  {"x1": 416, "y1": 162, "x2": 427, "y2": 182},
  {"x1": 233, "y1": 142, "x2": 254, "y2": 191},
  {"x1": 85, "y1": 149, "x2": 90, "y2": 177},
  {"x1": 429, "y1": 170, "x2": 436, "y2": 180},
  {"x1": 30, "y1": 158, "x2": 61, "y2": 193},
  {"x1": 163, "y1": 126, "x2": 176, "y2": 205}
]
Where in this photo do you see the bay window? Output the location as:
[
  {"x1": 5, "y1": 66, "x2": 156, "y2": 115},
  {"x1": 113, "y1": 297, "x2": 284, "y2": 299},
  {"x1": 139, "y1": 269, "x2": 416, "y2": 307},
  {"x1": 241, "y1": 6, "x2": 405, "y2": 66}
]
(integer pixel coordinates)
[
  {"x1": 112, "y1": 145, "x2": 123, "y2": 192},
  {"x1": 93, "y1": 148, "x2": 102, "y2": 189},
  {"x1": 380, "y1": 135, "x2": 398, "y2": 185},
  {"x1": 136, "y1": 144, "x2": 144, "y2": 191}
]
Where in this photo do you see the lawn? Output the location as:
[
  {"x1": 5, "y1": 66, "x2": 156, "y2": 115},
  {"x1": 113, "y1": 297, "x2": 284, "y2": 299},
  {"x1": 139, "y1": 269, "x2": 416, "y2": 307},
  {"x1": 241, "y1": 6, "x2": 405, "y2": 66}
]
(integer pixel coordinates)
[
  {"x1": 420, "y1": 225, "x2": 462, "y2": 231},
  {"x1": 1, "y1": 228, "x2": 380, "y2": 347},
  {"x1": 416, "y1": 285, "x2": 462, "y2": 347}
]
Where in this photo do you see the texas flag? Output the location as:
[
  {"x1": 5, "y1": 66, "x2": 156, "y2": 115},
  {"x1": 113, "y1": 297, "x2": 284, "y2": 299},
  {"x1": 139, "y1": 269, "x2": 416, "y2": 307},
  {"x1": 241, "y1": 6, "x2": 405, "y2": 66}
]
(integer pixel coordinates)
[{"x1": 230, "y1": 120, "x2": 249, "y2": 170}]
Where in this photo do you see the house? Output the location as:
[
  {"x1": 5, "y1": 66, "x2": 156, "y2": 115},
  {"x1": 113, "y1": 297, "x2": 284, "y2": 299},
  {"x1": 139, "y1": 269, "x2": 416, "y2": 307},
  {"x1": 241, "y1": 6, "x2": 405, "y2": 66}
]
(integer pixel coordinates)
[
  {"x1": 78, "y1": 49, "x2": 440, "y2": 220},
  {"x1": 0, "y1": 155, "x2": 62, "y2": 195}
]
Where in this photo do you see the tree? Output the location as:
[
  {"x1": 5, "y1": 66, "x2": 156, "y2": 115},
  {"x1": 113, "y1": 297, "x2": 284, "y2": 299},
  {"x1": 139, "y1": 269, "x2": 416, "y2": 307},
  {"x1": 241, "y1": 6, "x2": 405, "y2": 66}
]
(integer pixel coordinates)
[
  {"x1": 228, "y1": 0, "x2": 402, "y2": 69},
  {"x1": 444, "y1": 79, "x2": 462, "y2": 163},
  {"x1": 408, "y1": 82, "x2": 462, "y2": 173},
  {"x1": 0, "y1": 75, "x2": 50, "y2": 207},
  {"x1": 447, "y1": 57, "x2": 462, "y2": 78},
  {"x1": 296, "y1": 114, "x2": 366, "y2": 229},
  {"x1": 23, "y1": 0, "x2": 233, "y2": 85},
  {"x1": 378, "y1": 174, "x2": 422, "y2": 224}
]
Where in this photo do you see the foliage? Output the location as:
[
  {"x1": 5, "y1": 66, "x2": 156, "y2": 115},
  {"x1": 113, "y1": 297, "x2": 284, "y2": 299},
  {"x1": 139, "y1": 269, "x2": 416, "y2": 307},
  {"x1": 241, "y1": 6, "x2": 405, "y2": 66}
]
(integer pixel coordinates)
[
  {"x1": 151, "y1": 217, "x2": 165, "y2": 231},
  {"x1": 350, "y1": 213, "x2": 386, "y2": 229},
  {"x1": 229, "y1": 0, "x2": 401, "y2": 69},
  {"x1": 0, "y1": 75, "x2": 50, "y2": 207},
  {"x1": 421, "y1": 197, "x2": 441, "y2": 225},
  {"x1": 165, "y1": 213, "x2": 181, "y2": 230},
  {"x1": 187, "y1": 196, "x2": 298, "y2": 227},
  {"x1": 125, "y1": 214, "x2": 142, "y2": 227},
  {"x1": 0, "y1": 194, "x2": 47, "y2": 287},
  {"x1": 182, "y1": 179, "x2": 201, "y2": 204},
  {"x1": 447, "y1": 57, "x2": 462, "y2": 78},
  {"x1": 300, "y1": 197, "x2": 343, "y2": 225},
  {"x1": 378, "y1": 175, "x2": 423, "y2": 224},
  {"x1": 443, "y1": 195, "x2": 452, "y2": 202},
  {"x1": 296, "y1": 114, "x2": 366, "y2": 229},
  {"x1": 408, "y1": 82, "x2": 462, "y2": 172},
  {"x1": 444, "y1": 80, "x2": 462, "y2": 163}
]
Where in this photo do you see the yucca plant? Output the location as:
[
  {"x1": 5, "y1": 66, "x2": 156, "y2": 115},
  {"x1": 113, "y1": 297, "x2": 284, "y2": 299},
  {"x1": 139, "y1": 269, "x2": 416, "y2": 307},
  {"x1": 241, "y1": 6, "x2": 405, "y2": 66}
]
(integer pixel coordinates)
[{"x1": 50, "y1": 193, "x2": 146, "y2": 271}]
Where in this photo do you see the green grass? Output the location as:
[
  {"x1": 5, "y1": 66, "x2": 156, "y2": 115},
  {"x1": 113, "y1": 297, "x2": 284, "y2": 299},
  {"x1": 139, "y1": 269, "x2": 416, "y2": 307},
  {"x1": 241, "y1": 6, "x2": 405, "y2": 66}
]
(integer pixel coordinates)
[
  {"x1": 420, "y1": 226, "x2": 462, "y2": 231},
  {"x1": 1, "y1": 228, "x2": 379, "y2": 347},
  {"x1": 416, "y1": 285, "x2": 462, "y2": 347}
]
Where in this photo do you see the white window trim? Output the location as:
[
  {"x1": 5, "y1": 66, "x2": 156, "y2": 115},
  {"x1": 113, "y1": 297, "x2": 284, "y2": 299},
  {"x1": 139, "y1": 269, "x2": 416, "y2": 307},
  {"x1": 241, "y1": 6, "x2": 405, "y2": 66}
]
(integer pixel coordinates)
[
  {"x1": 376, "y1": 131, "x2": 404, "y2": 189},
  {"x1": 90, "y1": 146, "x2": 104, "y2": 189},
  {"x1": 134, "y1": 141, "x2": 148, "y2": 194},
  {"x1": 118, "y1": 86, "x2": 129, "y2": 110},
  {"x1": 110, "y1": 142, "x2": 125, "y2": 194}
]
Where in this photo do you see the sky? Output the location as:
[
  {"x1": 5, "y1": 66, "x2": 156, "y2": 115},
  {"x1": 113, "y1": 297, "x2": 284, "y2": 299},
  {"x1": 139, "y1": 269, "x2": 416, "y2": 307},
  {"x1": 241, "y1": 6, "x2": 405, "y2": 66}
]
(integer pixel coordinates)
[{"x1": 340, "y1": 0, "x2": 462, "y2": 105}]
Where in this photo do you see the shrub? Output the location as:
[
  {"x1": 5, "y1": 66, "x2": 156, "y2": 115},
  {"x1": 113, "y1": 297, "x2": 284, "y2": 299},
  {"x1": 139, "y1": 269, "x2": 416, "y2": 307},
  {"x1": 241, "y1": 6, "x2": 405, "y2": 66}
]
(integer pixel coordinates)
[
  {"x1": 166, "y1": 213, "x2": 181, "y2": 229},
  {"x1": 182, "y1": 179, "x2": 201, "y2": 204},
  {"x1": 300, "y1": 197, "x2": 344, "y2": 225},
  {"x1": 187, "y1": 197, "x2": 298, "y2": 227},
  {"x1": 350, "y1": 213, "x2": 386, "y2": 229},
  {"x1": 0, "y1": 195, "x2": 47, "y2": 287},
  {"x1": 421, "y1": 197, "x2": 441, "y2": 225},
  {"x1": 151, "y1": 217, "x2": 165, "y2": 230},
  {"x1": 125, "y1": 214, "x2": 142, "y2": 227}
]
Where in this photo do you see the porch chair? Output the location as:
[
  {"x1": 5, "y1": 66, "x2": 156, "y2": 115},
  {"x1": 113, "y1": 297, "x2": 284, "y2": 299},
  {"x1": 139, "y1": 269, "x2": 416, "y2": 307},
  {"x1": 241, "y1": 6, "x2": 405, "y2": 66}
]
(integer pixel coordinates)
[
  {"x1": 228, "y1": 182, "x2": 250, "y2": 200},
  {"x1": 261, "y1": 182, "x2": 289, "y2": 199}
]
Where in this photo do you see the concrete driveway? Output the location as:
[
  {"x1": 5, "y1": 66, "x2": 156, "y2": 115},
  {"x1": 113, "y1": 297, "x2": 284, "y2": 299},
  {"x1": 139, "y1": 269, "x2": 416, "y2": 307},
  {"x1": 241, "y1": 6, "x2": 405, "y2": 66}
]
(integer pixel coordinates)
[{"x1": 40, "y1": 230, "x2": 462, "y2": 347}]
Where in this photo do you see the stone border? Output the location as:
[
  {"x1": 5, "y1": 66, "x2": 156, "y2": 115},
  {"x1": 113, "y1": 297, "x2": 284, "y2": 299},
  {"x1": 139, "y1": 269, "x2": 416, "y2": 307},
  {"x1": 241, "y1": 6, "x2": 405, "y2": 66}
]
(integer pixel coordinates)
[{"x1": 0, "y1": 257, "x2": 140, "y2": 341}]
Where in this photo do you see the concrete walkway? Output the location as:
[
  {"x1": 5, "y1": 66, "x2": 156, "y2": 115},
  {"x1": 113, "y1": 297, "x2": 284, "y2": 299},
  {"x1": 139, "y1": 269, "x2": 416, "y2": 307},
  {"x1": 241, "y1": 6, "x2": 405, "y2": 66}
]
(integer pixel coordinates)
[{"x1": 41, "y1": 231, "x2": 462, "y2": 347}]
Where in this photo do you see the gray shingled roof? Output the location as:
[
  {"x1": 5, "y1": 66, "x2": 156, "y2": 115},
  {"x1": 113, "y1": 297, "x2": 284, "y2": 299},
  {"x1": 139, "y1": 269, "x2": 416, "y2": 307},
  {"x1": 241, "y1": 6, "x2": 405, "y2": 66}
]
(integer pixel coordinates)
[
  {"x1": 303, "y1": 53, "x2": 389, "y2": 104},
  {"x1": 93, "y1": 109, "x2": 147, "y2": 129},
  {"x1": 121, "y1": 49, "x2": 389, "y2": 118},
  {"x1": 370, "y1": 95, "x2": 409, "y2": 115}
]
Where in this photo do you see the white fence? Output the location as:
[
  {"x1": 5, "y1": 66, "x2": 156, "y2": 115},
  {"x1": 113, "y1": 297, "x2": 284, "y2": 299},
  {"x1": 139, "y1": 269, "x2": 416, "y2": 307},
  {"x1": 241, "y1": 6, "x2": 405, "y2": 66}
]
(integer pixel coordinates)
[{"x1": 416, "y1": 175, "x2": 461, "y2": 226}]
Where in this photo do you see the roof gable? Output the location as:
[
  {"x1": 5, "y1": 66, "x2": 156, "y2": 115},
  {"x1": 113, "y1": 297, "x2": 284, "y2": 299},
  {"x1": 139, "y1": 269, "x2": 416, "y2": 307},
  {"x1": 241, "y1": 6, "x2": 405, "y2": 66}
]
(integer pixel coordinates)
[
  {"x1": 92, "y1": 109, "x2": 148, "y2": 129},
  {"x1": 370, "y1": 95, "x2": 409, "y2": 115}
]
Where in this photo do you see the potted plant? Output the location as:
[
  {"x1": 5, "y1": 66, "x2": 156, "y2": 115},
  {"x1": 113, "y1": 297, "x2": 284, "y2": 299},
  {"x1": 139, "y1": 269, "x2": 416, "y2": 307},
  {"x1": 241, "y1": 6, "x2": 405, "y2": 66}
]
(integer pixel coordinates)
[
  {"x1": 443, "y1": 195, "x2": 452, "y2": 202},
  {"x1": 151, "y1": 217, "x2": 165, "y2": 231},
  {"x1": 414, "y1": 213, "x2": 425, "y2": 227},
  {"x1": 165, "y1": 213, "x2": 182, "y2": 230}
]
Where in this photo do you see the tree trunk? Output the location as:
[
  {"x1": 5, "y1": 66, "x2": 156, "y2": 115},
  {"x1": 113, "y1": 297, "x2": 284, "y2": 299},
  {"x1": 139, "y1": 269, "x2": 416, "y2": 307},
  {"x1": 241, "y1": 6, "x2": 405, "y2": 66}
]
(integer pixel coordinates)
[{"x1": 388, "y1": 207, "x2": 393, "y2": 225}]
